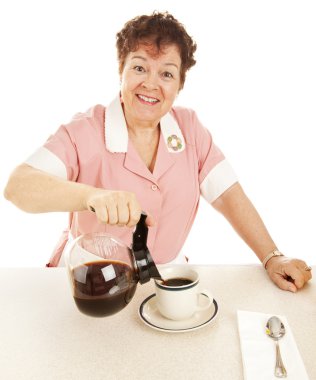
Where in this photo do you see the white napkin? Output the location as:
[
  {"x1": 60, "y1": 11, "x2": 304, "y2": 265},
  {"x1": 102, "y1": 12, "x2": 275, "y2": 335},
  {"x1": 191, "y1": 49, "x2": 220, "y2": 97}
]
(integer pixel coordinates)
[{"x1": 237, "y1": 310, "x2": 309, "y2": 380}]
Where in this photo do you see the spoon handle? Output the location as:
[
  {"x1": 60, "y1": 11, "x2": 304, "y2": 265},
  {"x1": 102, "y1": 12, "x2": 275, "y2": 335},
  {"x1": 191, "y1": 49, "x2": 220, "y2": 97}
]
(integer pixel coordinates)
[{"x1": 275, "y1": 341, "x2": 287, "y2": 378}]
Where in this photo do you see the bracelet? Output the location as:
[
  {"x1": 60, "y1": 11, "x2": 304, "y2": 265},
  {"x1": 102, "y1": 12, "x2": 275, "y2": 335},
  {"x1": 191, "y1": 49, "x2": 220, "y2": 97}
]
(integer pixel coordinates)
[{"x1": 262, "y1": 249, "x2": 284, "y2": 269}]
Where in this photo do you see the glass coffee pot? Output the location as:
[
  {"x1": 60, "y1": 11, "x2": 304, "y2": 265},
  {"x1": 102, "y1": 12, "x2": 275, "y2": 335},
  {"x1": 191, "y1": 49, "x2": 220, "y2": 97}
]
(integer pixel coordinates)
[{"x1": 65, "y1": 213, "x2": 162, "y2": 317}]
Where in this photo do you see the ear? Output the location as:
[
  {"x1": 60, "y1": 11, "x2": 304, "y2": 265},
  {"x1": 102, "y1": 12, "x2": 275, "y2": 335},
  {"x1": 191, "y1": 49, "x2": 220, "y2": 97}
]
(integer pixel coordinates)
[{"x1": 118, "y1": 66, "x2": 123, "y2": 84}]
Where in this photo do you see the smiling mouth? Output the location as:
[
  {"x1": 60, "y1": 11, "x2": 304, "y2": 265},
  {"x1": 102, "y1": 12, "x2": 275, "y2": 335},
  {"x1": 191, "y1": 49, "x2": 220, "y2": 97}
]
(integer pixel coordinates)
[{"x1": 137, "y1": 94, "x2": 160, "y2": 105}]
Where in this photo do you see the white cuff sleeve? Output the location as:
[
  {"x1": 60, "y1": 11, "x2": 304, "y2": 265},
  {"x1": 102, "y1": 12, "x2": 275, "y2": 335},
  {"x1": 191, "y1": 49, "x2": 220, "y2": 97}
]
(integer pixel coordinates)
[
  {"x1": 24, "y1": 147, "x2": 68, "y2": 179},
  {"x1": 200, "y1": 159, "x2": 238, "y2": 203}
]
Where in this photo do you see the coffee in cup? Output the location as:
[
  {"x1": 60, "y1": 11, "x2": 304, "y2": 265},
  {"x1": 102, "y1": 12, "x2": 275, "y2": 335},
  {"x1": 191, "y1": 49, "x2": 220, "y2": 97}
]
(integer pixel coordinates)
[{"x1": 154, "y1": 266, "x2": 212, "y2": 321}]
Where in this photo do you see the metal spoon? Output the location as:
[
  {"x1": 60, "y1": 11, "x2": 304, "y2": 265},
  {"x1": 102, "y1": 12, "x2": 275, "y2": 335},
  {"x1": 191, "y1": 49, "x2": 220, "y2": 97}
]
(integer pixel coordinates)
[{"x1": 266, "y1": 316, "x2": 287, "y2": 378}]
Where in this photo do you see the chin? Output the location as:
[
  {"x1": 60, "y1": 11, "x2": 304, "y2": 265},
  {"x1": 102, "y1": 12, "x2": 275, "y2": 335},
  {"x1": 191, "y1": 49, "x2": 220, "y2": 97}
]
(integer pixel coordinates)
[{"x1": 135, "y1": 110, "x2": 162, "y2": 121}]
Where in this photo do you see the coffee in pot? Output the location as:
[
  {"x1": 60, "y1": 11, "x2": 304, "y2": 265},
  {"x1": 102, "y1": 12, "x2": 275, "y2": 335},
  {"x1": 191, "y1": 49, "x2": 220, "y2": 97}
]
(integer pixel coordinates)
[{"x1": 65, "y1": 213, "x2": 162, "y2": 317}]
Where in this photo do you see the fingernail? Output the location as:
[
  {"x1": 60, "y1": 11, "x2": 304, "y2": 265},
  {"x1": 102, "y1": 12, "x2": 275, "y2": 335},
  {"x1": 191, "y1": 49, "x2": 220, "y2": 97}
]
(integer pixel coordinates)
[{"x1": 288, "y1": 285, "x2": 297, "y2": 293}]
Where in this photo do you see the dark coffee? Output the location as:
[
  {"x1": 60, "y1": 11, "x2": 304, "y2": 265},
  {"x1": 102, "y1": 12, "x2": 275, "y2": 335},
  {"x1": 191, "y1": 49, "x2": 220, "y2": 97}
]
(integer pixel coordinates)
[
  {"x1": 71, "y1": 261, "x2": 137, "y2": 317},
  {"x1": 162, "y1": 277, "x2": 193, "y2": 287}
]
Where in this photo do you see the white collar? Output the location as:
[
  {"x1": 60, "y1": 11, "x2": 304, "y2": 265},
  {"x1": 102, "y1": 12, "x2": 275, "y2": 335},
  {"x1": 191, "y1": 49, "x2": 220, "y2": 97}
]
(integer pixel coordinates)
[{"x1": 104, "y1": 95, "x2": 185, "y2": 153}]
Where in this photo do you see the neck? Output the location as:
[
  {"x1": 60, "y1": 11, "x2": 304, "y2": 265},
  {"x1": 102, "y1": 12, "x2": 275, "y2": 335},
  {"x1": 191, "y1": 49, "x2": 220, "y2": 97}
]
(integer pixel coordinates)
[
  {"x1": 124, "y1": 113, "x2": 160, "y2": 140},
  {"x1": 127, "y1": 122, "x2": 159, "y2": 139},
  {"x1": 122, "y1": 105, "x2": 160, "y2": 137}
]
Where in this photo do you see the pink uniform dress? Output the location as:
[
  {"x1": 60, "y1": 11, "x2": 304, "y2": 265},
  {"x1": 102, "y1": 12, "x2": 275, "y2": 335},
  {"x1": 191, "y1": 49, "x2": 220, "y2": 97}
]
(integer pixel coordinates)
[{"x1": 25, "y1": 95, "x2": 237, "y2": 266}]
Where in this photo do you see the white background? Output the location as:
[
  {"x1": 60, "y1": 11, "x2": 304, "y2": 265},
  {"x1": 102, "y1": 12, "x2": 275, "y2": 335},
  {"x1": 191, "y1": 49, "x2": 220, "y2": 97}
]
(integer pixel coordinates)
[{"x1": 1, "y1": 0, "x2": 315, "y2": 267}]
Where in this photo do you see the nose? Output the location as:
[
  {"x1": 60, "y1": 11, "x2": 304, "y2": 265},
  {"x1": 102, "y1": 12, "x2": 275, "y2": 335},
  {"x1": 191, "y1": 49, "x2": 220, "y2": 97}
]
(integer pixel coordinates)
[{"x1": 141, "y1": 72, "x2": 159, "y2": 90}]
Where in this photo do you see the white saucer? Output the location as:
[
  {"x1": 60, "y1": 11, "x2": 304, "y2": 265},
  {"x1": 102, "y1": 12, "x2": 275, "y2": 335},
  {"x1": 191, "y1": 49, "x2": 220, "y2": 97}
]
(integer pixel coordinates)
[{"x1": 138, "y1": 293, "x2": 218, "y2": 333}]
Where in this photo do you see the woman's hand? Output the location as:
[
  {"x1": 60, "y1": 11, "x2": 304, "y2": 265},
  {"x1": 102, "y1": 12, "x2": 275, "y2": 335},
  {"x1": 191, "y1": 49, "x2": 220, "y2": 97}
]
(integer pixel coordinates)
[
  {"x1": 266, "y1": 256, "x2": 312, "y2": 292},
  {"x1": 86, "y1": 189, "x2": 154, "y2": 227}
]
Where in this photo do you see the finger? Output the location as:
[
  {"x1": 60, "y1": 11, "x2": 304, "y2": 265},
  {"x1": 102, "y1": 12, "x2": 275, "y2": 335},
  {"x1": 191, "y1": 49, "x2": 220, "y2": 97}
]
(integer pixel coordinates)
[
  {"x1": 297, "y1": 268, "x2": 312, "y2": 285},
  {"x1": 127, "y1": 197, "x2": 141, "y2": 227},
  {"x1": 145, "y1": 213, "x2": 155, "y2": 227},
  {"x1": 305, "y1": 268, "x2": 313, "y2": 280},
  {"x1": 94, "y1": 206, "x2": 109, "y2": 224},
  {"x1": 117, "y1": 200, "x2": 130, "y2": 226},
  {"x1": 270, "y1": 272, "x2": 297, "y2": 292},
  {"x1": 106, "y1": 203, "x2": 118, "y2": 225},
  {"x1": 298, "y1": 263, "x2": 313, "y2": 282},
  {"x1": 284, "y1": 265, "x2": 307, "y2": 289}
]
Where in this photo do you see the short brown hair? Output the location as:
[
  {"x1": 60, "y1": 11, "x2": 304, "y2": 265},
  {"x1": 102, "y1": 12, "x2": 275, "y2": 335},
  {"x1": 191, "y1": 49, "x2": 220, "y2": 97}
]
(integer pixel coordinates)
[{"x1": 116, "y1": 11, "x2": 197, "y2": 89}]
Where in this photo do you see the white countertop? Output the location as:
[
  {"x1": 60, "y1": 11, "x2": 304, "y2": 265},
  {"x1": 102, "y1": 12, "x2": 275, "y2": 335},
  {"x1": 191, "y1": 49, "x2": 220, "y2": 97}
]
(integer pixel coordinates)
[{"x1": 0, "y1": 265, "x2": 315, "y2": 380}]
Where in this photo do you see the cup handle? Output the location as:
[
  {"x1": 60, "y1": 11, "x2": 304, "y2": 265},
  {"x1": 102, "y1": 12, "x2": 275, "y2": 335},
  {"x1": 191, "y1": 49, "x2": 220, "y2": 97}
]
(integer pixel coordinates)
[{"x1": 197, "y1": 290, "x2": 213, "y2": 311}]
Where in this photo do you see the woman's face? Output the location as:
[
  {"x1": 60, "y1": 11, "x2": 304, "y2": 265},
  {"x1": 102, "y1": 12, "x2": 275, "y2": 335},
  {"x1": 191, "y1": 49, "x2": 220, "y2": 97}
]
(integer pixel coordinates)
[{"x1": 120, "y1": 44, "x2": 181, "y2": 127}]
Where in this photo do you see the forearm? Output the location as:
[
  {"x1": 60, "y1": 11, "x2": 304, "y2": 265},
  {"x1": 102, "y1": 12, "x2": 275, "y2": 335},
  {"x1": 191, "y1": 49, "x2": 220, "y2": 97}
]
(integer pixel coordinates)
[
  {"x1": 4, "y1": 164, "x2": 94, "y2": 213},
  {"x1": 212, "y1": 182, "x2": 277, "y2": 262}
]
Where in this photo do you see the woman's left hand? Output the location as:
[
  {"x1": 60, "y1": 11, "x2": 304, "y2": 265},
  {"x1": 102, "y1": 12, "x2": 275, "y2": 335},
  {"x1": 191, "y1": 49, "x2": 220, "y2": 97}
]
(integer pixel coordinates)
[{"x1": 266, "y1": 256, "x2": 312, "y2": 292}]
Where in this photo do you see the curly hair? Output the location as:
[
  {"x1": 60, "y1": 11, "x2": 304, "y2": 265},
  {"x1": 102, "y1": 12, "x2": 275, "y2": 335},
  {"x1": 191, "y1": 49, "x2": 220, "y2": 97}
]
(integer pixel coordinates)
[{"x1": 116, "y1": 11, "x2": 197, "y2": 89}]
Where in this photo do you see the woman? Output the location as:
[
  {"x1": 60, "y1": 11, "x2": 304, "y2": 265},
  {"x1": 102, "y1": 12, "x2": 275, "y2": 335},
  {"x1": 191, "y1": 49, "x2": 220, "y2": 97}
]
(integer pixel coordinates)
[{"x1": 4, "y1": 12, "x2": 311, "y2": 291}]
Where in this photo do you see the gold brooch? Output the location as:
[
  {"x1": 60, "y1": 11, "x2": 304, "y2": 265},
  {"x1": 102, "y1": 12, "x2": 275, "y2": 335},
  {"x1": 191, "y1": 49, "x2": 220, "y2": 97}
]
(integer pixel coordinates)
[{"x1": 167, "y1": 134, "x2": 182, "y2": 151}]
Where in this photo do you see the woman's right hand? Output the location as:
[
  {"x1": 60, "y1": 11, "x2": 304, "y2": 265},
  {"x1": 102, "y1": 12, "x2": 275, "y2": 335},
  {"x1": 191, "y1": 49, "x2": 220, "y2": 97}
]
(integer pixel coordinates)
[{"x1": 86, "y1": 189, "x2": 154, "y2": 227}]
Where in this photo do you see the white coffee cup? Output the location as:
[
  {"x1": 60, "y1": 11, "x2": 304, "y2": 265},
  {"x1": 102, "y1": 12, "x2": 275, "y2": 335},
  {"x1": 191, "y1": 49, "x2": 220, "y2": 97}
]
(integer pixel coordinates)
[{"x1": 154, "y1": 266, "x2": 213, "y2": 321}]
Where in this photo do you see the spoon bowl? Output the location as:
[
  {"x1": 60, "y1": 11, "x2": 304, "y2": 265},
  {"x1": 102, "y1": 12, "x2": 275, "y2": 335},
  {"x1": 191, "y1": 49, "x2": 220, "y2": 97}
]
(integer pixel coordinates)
[{"x1": 266, "y1": 316, "x2": 287, "y2": 378}]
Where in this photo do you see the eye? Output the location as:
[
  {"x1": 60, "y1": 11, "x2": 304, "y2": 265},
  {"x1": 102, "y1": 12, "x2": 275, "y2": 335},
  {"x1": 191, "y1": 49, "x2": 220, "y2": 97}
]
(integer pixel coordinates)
[
  {"x1": 133, "y1": 65, "x2": 145, "y2": 73},
  {"x1": 162, "y1": 71, "x2": 174, "y2": 79}
]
